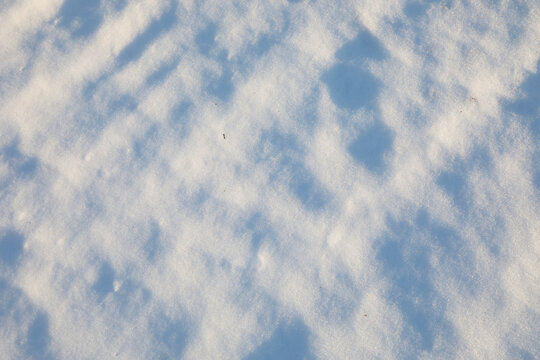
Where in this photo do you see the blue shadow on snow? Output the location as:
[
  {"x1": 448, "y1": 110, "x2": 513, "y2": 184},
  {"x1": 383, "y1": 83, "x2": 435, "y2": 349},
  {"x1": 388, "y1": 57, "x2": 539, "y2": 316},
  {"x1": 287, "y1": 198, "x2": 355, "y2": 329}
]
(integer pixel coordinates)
[
  {"x1": 347, "y1": 121, "x2": 394, "y2": 174},
  {"x1": 148, "y1": 312, "x2": 189, "y2": 359},
  {"x1": 92, "y1": 261, "x2": 115, "y2": 299},
  {"x1": 109, "y1": 94, "x2": 137, "y2": 112},
  {"x1": 254, "y1": 129, "x2": 330, "y2": 211},
  {"x1": 244, "y1": 319, "x2": 315, "y2": 360},
  {"x1": 435, "y1": 147, "x2": 492, "y2": 213},
  {"x1": 318, "y1": 272, "x2": 359, "y2": 323},
  {"x1": 57, "y1": 0, "x2": 103, "y2": 38},
  {"x1": 195, "y1": 22, "x2": 236, "y2": 101},
  {"x1": 116, "y1": 2, "x2": 178, "y2": 69},
  {"x1": 1, "y1": 138, "x2": 39, "y2": 180},
  {"x1": 168, "y1": 100, "x2": 193, "y2": 139},
  {"x1": 533, "y1": 171, "x2": 540, "y2": 192},
  {"x1": 336, "y1": 30, "x2": 388, "y2": 63},
  {"x1": 243, "y1": 212, "x2": 276, "y2": 251},
  {"x1": 25, "y1": 311, "x2": 53, "y2": 359},
  {"x1": 0, "y1": 230, "x2": 25, "y2": 267},
  {"x1": 504, "y1": 59, "x2": 540, "y2": 141},
  {"x1": 206, "y1": 68, "x2": 235, "y2": 102},
  {"x1": 233, "y1": 16, "x2": 290, "y2": 76},
  {"x1": 196, "y1": 23, "x2": 218, "y2": 57},
  {"x1": 321, "y1": 64, "x2": 381, "y2": 111},
  {"x1": 322, "y1": 29, "x2": 387, "y2": 111},
  {"x1": 111, "y1": 280, "x2": 152, "y2": 320},
  {"x1": 374, "y1": 211, "x2": 469, "y2": 355},
  {"x1": 436, "y1": 170, "x2": 467, "y2": 208},
  {"x1": 0, "y1": 281, "x2": 55, "y2": 359},
  {"x1": 146, "y1": 58, "x2": 179, "y2": 87},
  {"x1": 132, "y1": 125, "x2": 160, "y2": 166},
  {"x1": 143, "y1": 221, "x2": 162, "y2": 262}
]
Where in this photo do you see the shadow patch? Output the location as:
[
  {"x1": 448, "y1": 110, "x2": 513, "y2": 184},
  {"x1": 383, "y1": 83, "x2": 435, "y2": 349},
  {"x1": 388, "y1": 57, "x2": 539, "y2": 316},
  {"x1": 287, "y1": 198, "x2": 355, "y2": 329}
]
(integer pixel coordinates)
[
  {"x1": 347, "y1": 121, "x2": 394, "y2": 174},
  {"x1": 112, "y1": 280, "x2": 152, "y2": 320},
  {"x1": 143, "y1": 221, "x2": 162, "y2": 262},
  {"x1": 132, "y1": 125, "x2": 160, "y2": 166},
  {"x1": 206, "y1": 68, "x2": 235, "y2": 102},
  {"x1": 321, "y1": 64, "x2": 381, "y2": 110},
  {"x1": 116, "y1": 2, "x2": 178, "y2": 69},
  {"x1": 0, "y1": 230, "x2": 25, "y2": 268},
  {"x1": 92, "y1": 262, "x2": 115, "y2": 300},
  {"x1": 1, "y1": 139, "x2": 39, "y2": 180},
  {"x1": 375, "y1": 214, "x2": 459, "y2": 355},
  {"x1": 146, "y1": 59, "x2": 179, "y2": 86},
  {"x1": 25, "y1": 311, "x2": 52, "y2": 359},
  {"x1": 255, "y1": 129, "x2": 330, "y2": 211},
  {"x1": 319, "y1": 272, "x2": 359, "y2": 323},
  {"x1": 57, "y1": 0, "x2": 103, "y2": 38},
  {"x1": 336, "y1": 30, "x2": 388, "y2": 63},
  {"x1": 436, "y1": 170, "x2": 467, "y2": 209},
  {"x1": 196, "y1": 23, "x2": 218, "y2": 56},
  {"x1": 504, "y1": 60, "x2": 540, "y2": 140},
  {"x1": 0, "y1": 281, "x2": 55, "y2": 359},
  {"x1": 148, "y1": 312, "x2": 189, "y2": 359},
  {"x1": 244, "y1": 318, "x2": 315, "y2": 360},
  {"x1": 243, "y1": 212, "x2": 275, "y2": 251}
]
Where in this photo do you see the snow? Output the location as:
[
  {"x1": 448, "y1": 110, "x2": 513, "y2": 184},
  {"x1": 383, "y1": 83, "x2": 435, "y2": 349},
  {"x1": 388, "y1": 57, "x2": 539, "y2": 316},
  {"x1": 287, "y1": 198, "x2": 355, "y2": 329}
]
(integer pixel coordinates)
[{"x1": 0, "y1": 0, "x2": 539, "y2": 359}]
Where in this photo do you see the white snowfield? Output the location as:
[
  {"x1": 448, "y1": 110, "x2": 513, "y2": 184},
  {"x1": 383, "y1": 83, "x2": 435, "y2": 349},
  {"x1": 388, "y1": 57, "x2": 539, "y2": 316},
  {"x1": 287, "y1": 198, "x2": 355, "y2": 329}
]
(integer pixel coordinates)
[{"x1": 0, "y1": 0, "x2": 539, "y2": 359}]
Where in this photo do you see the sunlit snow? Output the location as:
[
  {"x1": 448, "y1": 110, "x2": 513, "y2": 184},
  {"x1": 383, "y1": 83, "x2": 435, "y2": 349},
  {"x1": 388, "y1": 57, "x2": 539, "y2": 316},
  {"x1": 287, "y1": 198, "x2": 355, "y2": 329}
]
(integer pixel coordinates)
[{"x1": 1, "y1": 0, "x2": 539, "y2": 359}]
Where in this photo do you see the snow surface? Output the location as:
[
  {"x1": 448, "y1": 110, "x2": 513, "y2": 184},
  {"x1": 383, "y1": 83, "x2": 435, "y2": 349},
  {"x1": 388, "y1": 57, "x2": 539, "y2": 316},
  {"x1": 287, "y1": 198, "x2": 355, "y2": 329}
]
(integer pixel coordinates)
[{"x1": 0, "y1": 0, "x2": 539, "y2": 359}]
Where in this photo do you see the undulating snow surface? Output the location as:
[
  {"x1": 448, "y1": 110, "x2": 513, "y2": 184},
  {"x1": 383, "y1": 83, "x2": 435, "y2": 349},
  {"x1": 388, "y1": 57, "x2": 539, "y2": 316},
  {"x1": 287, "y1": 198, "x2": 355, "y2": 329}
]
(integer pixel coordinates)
[{"x1": 1, "y1": 0, "x2": 539, "y2": 359}]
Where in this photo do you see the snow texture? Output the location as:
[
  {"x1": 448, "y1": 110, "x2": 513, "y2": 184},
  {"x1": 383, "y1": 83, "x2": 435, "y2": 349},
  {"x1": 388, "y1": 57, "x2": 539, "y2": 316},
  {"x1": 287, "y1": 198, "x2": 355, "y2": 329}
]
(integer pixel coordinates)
[{"x1": 0, "y1": 0, "x2": 539, "y2": 359}]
